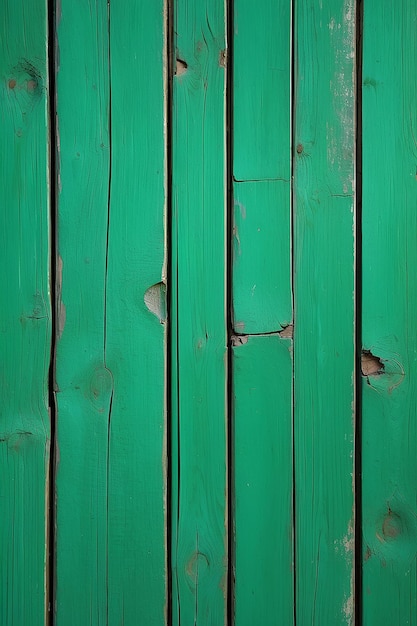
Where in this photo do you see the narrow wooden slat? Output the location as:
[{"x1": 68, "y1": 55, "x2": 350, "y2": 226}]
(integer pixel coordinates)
[
  {"x1": 55, "y1": 2, "x2": 110, "y2": 621},
  {"x1": 233, "y1": 335, "x2": 294, "y2": 625},
  {"x1": 232, "y1": 0, "x2": 291, "y2": 335},
  {"x1": 294, "y1": 1, "x2": 356, "y2": 623},
  {"x1": 232, "y1": 1, "x2": 293, "y2": 622},
  {"x1": 106, "y1": 2, "x2": 167, "y2": 623},
  {"x1": 0, "y1": 2, "x2": 51, "y2": 623},
  {"x1": 362, "y1": 3, "x2": 417, "y2": 623},
  {"x1": 171, "y1": 0, "x2": 228, "y2": 622}
]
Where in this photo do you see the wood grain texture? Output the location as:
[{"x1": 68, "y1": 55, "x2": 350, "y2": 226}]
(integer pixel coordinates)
[
  {"x1": 0, "y1": 2, "x2": 51, "y2": 624},
  {"x1": 233, "y1": 335, "x2": 294, "y2": 626},
  {"x1": 55, "y1": 1, "x2": 167, "y2": 624},
  {"x1": 55, "y1": 1, "x2": 111, "y2": 622},
  {"x1": 361, "y1": 3, "x2": 417, "y2": 623},
  {"x1": 232, "y1": 2, "x2": 293, "y2": 622},
  {"x1": 171, "y1": 0, "x2": 228, "y2": 623},
  {"x1": 106, "y1": 2, "x2": 167, "y2": 623},
  {"x1": 293, "y1": 1, "x2": 356, "y2": 623}
]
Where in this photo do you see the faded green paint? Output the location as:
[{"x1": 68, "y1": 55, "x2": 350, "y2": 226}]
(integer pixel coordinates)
[
  {"x1": 171, "y1": 0, "x2": 228, "y2": 623},
  {"x1": 294, "y1": 1, "x2": 356, "y2": 624},
  {"x1": 362, "y1": 2, "x2": 417, "y2": 623},
  {"x1": 0, "y1": 2, "x2": 51, "y2": 624},
  {"x1": 55, "y1": 1, "x2": 166, "y2": 624}
]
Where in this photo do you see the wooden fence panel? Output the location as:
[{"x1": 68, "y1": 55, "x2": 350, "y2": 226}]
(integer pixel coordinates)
[
  {"x1": 55, "y1": 1, "x2": 166, "y2": 623},
  {"x1": 232, "y1": 2, "x2": 293, "y2": 624},
  {"x1": 0, "y1": 2, "x2": 51, "y2": 624},
  {"x1": 362, "y1": 2, "x2": 417, "y2": 623},
  {"x1": 171, "y1": 0, "x2": 228, "y2": 623},
  {"x1": 294, "y1": 1, "x2": 356, "y2": 623}
]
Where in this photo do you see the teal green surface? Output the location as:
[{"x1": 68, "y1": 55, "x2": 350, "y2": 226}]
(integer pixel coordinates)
[
  {"x1": 232, "y1": 181, "x2": 292, "y2": 334},
  {"x1": 171, "y1": 0, "x2": 228, "y2": 623},
  {"x1": 294, "y1": 1, "x2": 356, "y2": 623},
  {"x1": 233, "y1": 0, "x2": 291, "y2": 181},
  {"x1": 107, "y1": 2, "x2": 167, "y2": 623},
  {"x1": 55, "y1": 2, "x2": 111, "y2": 621},
  {"x1": 0, "y1": 2, "x2": 51, "y2": 624},
  {"x1": 56, "y1": 2, "x2": 166, "y2": 623},
  {"x1": 233, "y1": 336, "x2": 294, "y2": 626},
  {"x1": 362, "y1": 3, "x2": 417, "y2": 623}
]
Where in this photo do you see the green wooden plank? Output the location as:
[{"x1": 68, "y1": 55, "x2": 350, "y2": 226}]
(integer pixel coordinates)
[
  {"x1": 56, "y1": 2, "x2": 167, "y2": 623},
  {"x1": 171, "y1": 0, "x2": 228, "y2": 622},
  {"x1": 233, "y1": 335, "x2": 293, "y2": 625},
  {"x1": 106, "y1": 2, "x2": 167, "y2": 624},
  {"x1": 0, "y1": 2, "x2": 51, "y2": 624},
  {"x1": 232, "y1": 181, "x2": 292, "y2": 334},
  {"x1": 294, "y1": 1, "x2": 356, "y2": 624},
  {"x1": 232, "y1": 2, "x2": 293, "y2": 621},
  {"x1": 55, "y1": 1, "x2": 110, "y2": 622},
  {"x1": 361, "y1": 3, "x2": 417, "y2": 623},
  {"x1": 233, "y1": 0, "x2": 291, "y2": 181}
]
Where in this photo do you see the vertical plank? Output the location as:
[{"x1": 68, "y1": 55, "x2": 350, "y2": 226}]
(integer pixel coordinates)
[
  {"x1": 106, "y1": 2, "x2": 167, "y2": 624},
  {"x1": 232, "y1": 1, "x2": 293, "y2": 623},
  {"x1": 56, "y1": 1, "x2": 167, "y2": 624},
  {"x1": 0, "y1": 2, "x2": 51, "y2": 624},
  {"x1": 55, "y1": 2, "x2": 110, "y2": 622},
  {"x1": 232, "y1": 0, "x2": 291, "y2": 334},
  {"x1": 233, "y1": 336, "x2": 293, "y2": 625},
  {"x1": 294, "y1": 1, "x2": 356, "y2": 624},
  {"x1": 362, "y1": 3, "x2": 417, "y2": 623},
  {"x1": 171, "y1": 0, "x2": 228, "y2": 622}
]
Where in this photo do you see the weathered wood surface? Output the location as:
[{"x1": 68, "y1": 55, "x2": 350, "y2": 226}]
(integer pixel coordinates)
[
  {"x1": 232, "y1": 2, "x2": 293, "y2": 624},
  {"x1": 293, "y1": 1, "x2": 356, "y2": 623},
  {"x1": 0, "y1": 1, "x2": 51, "y2": 624},
  {"x1": 362, "y1": 3, "x2": 417, "y2": 623},
  {"x1": 55, "y1": 1, "x2": 167, "y2": 623},
  {"x1": 171, "y1": 0, "x2": 228, "y2": 623}
]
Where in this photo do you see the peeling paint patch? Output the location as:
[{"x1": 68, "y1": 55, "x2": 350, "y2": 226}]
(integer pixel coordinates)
[{"x1": 144, "y1": 282, "x2": 167, "y2": 323}]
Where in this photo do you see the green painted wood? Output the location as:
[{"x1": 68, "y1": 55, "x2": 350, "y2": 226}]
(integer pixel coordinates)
[
  {"x1": 171, "y1": 0, "x2": 228, "y2": 622},
  {"x1": 294, "y1": 1, "x2": 356, "y2": 624},
  {"x1": 361, "y1": 3, "x2": 417, "y2": 623},
  {"x1": 233, "y1": 335, "x2": 294, "y2": 625},
  {"x1": 106, "y1": 2, "x2": 167, "y2": 624},
  {"x1": 232, "y1": 181, "x2": 292, "y2": 334},
  {"x1": 233, "y1": 0, "x2": 291, "y2": 182},
  {"x1": 232, "y1": 2, "x2": 293, "y2": 621},
  {"x1": 56, "y1": 2, "x2": 167, "y2": 623},
  {"x1": 55, "y1": 2, "x2": 110, "y2": 621},
  {"x1": 0, "y1": 2, "x2": 51, "y2": 624}
]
